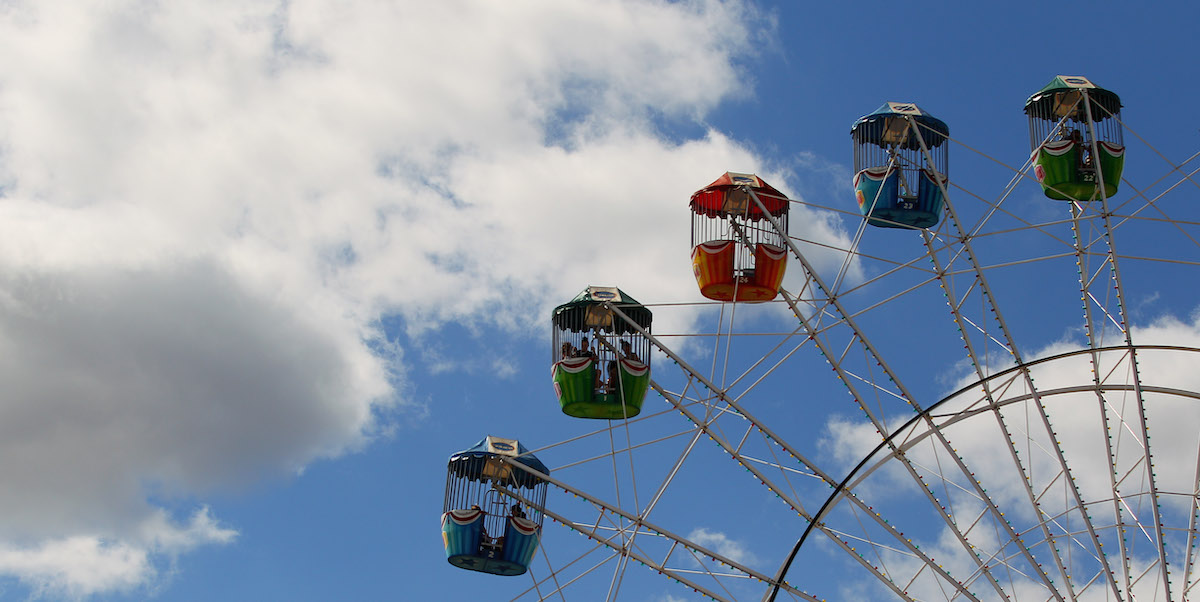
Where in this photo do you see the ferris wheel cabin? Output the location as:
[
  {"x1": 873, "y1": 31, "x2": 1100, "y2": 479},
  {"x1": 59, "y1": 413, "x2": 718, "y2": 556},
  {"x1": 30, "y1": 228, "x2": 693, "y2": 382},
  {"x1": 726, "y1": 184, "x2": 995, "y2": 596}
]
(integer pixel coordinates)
[
  {"x1": 442, "y1": 436, "x2": 549, "y2": 576},
  {"x1": 689, "y1": 172, "x2": 789, "y2": 302},
  {"x1": 552, "y1": 286, "x2": 652, "y2": 420},
  {"x1": 1025, "y1": 75, "x2": 1124, "y2": 202},
  {"x1": 852, "y1": 103, "x2": 949, "y2": 229}
]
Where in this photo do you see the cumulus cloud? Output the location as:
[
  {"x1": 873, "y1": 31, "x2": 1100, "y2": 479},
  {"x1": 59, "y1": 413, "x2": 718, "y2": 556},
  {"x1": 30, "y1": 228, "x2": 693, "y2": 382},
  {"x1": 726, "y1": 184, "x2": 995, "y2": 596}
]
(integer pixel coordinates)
[
  {"x1": 0, "y1": 0, "x2": 823, "y2": 595},
  {"x1": 0, "y1": 258, "x2": 379, "y2": 596},
  {"x1": 0, "y1": 261, "x2": 388, "y2": 528},
  {"x1": 687, "y1": 527, "x2": 758, "y2": 566},
  {"x1": 0, "y1": 508, "x2": 234, "y2": 600},
  {"x1": 0, "y1": 538, "x2": 150, "y2": 600}
]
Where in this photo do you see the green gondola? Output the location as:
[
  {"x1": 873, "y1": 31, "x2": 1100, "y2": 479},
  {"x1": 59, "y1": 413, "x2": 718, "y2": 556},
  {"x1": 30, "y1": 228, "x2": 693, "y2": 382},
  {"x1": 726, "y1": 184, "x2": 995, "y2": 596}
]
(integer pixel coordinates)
[
  {"x1": 1025, "y1": 75, "x2": 1124, "y2": 201},
  {"x1": 551, "y1": 286, "x2": 652, "y2": 419}
]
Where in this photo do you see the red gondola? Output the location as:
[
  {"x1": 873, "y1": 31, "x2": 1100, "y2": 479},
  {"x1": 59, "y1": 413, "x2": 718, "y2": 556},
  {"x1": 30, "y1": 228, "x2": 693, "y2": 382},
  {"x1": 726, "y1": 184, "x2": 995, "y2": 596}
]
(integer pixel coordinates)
[{"x1": 689, "y1": 172, "x2": 789, "y2": 303}]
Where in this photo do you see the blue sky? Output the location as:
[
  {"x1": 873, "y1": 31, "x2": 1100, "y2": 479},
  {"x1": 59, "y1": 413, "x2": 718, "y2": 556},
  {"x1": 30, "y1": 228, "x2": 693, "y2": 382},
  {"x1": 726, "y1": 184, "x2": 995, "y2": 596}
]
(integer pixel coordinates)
[{"x1": 0, "y1": 1, "x2": 1197, "y2": 601}]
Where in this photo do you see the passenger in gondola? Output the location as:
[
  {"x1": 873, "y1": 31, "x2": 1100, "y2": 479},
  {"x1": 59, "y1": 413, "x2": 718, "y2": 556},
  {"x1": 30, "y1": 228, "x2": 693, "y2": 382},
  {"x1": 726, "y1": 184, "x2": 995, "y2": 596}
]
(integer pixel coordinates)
[
  {"x1": 470, "y1": 504, "x2": 491, "y2": 544},
  {"x1": 620, "y1": 340, "x2": 639, "y2": 362},
  {"x1": 577, "y1": 337, "x2": 596, "y2": 360},
  {"x1": 578, "y1": 337, "x2": 602, "y2": 390},
  {"x1": 496, "y1": 503, "x2": 525, "y2": 547},
  {"x1": 604, "y1": 341, "x2": 637, "y2": 393},
  {"x1": 560, "y1": 342, "x2": 576, "y2": 361},
  {"x1": 509, "y1": 503, "x2": 526, "y2": 520}
]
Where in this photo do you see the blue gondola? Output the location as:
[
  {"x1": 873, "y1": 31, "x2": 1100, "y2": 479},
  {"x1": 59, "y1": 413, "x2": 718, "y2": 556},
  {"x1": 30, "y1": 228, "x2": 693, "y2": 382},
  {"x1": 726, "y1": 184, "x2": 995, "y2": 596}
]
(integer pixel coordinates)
[
  {"x1": 442, "y1": 436, "x2": 549, "y2": 576},
  {"x1": 851, "y1": 102, "x2": 949, "y2": 229}
]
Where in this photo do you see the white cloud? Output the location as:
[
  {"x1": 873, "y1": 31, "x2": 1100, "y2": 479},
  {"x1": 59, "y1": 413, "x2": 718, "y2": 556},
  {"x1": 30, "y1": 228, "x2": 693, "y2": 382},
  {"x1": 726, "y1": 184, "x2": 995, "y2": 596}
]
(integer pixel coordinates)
[
  {"x1": 0, "y1": 537, "x2": 149, "y2": 600},
  {"x1": 0, "y1": 260, "x2": 388, "y2": 523},
  {"x1": 0, "y1": 507, "x2": 233, "y2": 601},
  {"x1": 0, "y1": 0, "x2": 815, "y2": 595},
  {"x1": 818, "y1": 414, "x2": 883, "y2": 469},
  {"x1": 137, "y1": 507, "x2": 238, "y2": 554},
  {"x1": 686, "y1": 527, "x2": 758, "y2": 566}
]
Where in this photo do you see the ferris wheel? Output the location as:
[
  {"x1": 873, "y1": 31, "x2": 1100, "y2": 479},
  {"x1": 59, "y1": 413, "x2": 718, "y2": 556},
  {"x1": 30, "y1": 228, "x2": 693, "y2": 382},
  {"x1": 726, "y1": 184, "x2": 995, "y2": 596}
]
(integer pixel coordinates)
[{"x1": 441, "y1": 75, "x2": 1200, "y2": 601}]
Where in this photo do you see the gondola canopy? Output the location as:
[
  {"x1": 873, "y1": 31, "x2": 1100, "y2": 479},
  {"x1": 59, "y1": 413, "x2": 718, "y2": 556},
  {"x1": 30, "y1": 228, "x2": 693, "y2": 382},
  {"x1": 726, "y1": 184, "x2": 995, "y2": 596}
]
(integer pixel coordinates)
[
  {"x1": 1024, "y1": 75, "x2": 1122, "y2": 124},
  {"x1": 852, "y1": 103, "x2": 949, "y2": 151},
  {"x1": 552, "y1": 287, "x2": 652, "y2": 335},
  {"x1": 447, "y1": 436, "x2": 550, "y2": 489},
  {"x1": 689, "y1": 172, "x2": 789, "y2": 220}
]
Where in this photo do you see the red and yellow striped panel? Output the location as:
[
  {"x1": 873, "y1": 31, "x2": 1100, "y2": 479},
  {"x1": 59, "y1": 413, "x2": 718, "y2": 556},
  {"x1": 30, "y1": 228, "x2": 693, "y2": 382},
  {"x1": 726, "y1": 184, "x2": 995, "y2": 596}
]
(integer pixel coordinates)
[
  {"x1": 692, "y1": 240, "x2": 735, "y2": 300},
  {"x1": 751, "y1": 243, "x2": 787, "y2": 298}
]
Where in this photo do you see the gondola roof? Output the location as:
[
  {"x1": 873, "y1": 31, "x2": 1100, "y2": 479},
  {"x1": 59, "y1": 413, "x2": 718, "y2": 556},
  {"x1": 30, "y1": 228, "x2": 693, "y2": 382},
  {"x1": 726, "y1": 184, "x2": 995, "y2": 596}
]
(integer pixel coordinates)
[
  {"x1": 552, "y1": 286, "x2": 652, "y2": 333},
  {"x1": 1024, "y1": 75, "x2": 1121, "y2": 122},
  {"x1": 851, "y1": 102, "x2": 949, "y2": 150},
  {"x1": 689, "y1": 172, "x2": 789, "y2": 219},
  {"x1": 448, "y1": 436, "x2": 549, "y2": 489}
]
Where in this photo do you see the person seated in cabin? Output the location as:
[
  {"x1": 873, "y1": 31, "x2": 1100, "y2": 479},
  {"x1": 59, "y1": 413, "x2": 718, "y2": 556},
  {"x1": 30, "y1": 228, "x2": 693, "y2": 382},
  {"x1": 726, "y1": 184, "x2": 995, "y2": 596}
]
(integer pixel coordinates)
[
  {"x1": 620, "y1": 340, "x2": 640, "y2": 362},
  {"x1": 576, "y1": 337, "x2": 596, "y2": 360},
  {"x1": 560, "y1": 342, "x2": 576, "y2": 361},
  {"x1": 1073, "y1": 129, "x2": 1096, "y2": 168},
  {"x1": 578, "y1": 337, "x2": 602, "y2": 391},
  {"x1": 509, "y1": 503, "x2": 526, "y2": 520},
  {"x1": 1060, "y1": 127, "x2": 1082, "y2": 144},
  {"x1": 606, "y1": 341, "x2": 641, "y2": 393},
  {"x1": 1056, "y1": 128, "x2": 1093, "y2": 173},
  {"x1": 493, "y1": 503, "x2": 526, "y2": 548},
  {"x1": 600, "y1": 337, "x2": 613, "y2": 392},
  {"x1": 470, "y1": 504, "x2": 492, "y2": 544}
]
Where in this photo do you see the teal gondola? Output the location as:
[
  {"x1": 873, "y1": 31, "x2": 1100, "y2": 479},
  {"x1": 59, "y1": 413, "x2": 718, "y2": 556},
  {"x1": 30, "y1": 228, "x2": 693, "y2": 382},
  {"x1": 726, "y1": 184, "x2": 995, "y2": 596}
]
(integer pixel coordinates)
[
  {"x1": 1025, "y1": 75, "x2": 1124, "y2": 201},
  {"x1": 851, "y1": 102, "x2": 949, "y2": 229},
  {"x1": 552, "y1": 287, "x2": 652, "y2": 419},
  {"x1": 442, "y1": 436, "x2": 549, "y2": 576}
]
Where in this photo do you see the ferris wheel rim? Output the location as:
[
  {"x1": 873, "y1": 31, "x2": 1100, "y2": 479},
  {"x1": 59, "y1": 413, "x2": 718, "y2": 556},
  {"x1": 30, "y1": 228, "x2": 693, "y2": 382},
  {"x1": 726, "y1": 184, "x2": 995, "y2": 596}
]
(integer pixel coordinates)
[{"x1": 766, "y1": 344, "x2": 1200, "y2": 602}]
